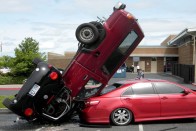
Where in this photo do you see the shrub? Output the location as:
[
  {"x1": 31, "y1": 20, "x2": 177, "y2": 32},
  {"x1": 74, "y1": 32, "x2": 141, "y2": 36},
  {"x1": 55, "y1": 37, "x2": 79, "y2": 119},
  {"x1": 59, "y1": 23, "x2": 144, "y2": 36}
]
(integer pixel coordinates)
[{"x1": 0, "y1": 75, "x2": 26, "y2": 85}]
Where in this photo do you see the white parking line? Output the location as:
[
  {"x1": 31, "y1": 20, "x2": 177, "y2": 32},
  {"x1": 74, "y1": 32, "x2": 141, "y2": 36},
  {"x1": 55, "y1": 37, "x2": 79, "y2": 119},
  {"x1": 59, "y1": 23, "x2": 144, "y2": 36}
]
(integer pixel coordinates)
[
  {"x1": 35, "y1": 127, "x2": 45, "y2": 131},
  {"x1": 139, "y1": 124, "x2": 144, "y2": 131}
]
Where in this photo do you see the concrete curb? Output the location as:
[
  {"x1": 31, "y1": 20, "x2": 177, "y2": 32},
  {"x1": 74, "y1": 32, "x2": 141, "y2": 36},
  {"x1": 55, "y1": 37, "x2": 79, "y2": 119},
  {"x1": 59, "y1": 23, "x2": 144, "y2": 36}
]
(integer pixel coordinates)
[{"x1": 0, "y1": 108, "x2": 12, "y2": 114}]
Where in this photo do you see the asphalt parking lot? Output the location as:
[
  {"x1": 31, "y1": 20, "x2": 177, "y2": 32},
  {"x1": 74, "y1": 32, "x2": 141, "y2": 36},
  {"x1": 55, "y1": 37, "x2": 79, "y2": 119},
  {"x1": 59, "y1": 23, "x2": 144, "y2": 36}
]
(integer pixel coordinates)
[{"x1": 0, "y1": 72, "x2": 196, "y2": 131}]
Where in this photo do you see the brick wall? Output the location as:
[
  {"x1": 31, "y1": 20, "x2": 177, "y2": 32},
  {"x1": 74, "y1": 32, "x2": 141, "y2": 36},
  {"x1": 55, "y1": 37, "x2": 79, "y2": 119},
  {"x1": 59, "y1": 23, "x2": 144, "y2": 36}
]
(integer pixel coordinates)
[
  {"x1": 157, "y1": 57, "x2": 164, "y2": 72},
  {"x1": 125, "y1": 57, "x2": 133, "y2": 67},
  {"x1": 132, "y1": 47, "x2": 178, "y2": 56},
  {"x1": 178, "y1": 43, "x2": 193, "y2": 65},
  {"x1": 140, "y1": 57, "x2": 151, "y2": 72},
  {"x1": 48, "y1": 58, "x2": 73, "y2": 69}
]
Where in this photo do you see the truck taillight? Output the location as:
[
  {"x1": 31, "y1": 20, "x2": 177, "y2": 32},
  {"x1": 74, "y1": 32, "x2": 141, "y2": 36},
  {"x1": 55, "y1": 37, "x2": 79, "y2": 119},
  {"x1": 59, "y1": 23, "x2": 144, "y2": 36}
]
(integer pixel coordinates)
[
  {"x1": 85, "y1": 100, "x2": 100, "y2": 107},
  {"x1": 24, "y1": 108, "x2": 33, "y2": 117},
  {"x1": 49, "y1": 72, "x2": 58, "y2": 80}
]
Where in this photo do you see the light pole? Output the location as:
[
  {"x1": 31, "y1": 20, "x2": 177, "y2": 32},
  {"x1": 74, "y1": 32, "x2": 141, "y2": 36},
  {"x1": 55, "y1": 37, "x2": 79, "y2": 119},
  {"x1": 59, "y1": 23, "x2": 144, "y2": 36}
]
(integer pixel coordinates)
[{"x1": 0, "y1": 42, "x2": 2, "y2": 57}]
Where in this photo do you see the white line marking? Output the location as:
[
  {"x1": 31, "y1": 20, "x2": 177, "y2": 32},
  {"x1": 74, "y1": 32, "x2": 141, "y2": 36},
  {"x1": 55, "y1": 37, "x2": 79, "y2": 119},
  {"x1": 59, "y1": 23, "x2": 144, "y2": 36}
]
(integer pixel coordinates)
[
  {"x1": 139, "y1": 124, "x2": 144, "y2": 131},
  {"x1": 35, "y1": 127, "x2": 45, "y2": 131}
]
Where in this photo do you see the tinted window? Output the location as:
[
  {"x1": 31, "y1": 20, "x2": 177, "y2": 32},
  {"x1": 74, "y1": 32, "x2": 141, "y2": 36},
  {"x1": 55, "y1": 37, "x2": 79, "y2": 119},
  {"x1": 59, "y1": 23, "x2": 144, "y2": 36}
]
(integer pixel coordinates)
[
  {"x1": 132, "y1": 83, "x2": 155, "y2": 95},
  {"x1": 119, "y1": 31, "x2": 138, "y2": 54},
  {"x1": 101, "y1": 83, "x2": 122, "y2": 95},
  {"x1": 102, "y1": 31, "x2": 138, "y2": 74},
  {"x1": 154, "y1": 82, "x2": 184, "y2": 94},
  {"x1": 122, "y1": 87, "x2": 133, "y2": 95}
]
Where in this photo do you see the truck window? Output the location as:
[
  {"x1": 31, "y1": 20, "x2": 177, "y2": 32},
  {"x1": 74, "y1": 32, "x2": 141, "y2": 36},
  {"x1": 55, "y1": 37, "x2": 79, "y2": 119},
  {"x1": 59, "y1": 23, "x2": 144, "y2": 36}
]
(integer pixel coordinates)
[{"x1": 102, "y1": 31, "x2": 138, "y2": 74}]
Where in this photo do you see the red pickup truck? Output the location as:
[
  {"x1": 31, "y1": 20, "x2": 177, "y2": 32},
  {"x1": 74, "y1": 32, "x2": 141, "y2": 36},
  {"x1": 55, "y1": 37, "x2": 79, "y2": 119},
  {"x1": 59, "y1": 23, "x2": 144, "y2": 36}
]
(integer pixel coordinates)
[
  {"x1": 63, "y1": 2, "x2": 144, "y2": 98},
  {"x1": 3, "y1": 2, "x2": 144, "y2": 122}
]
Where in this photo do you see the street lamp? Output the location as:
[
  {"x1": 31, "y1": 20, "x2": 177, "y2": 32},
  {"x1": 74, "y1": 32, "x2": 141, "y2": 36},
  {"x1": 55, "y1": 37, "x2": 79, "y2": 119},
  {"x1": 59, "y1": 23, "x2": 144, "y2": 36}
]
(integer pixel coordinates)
[{"x1": 0, "y1": 42, "x2": 2, "y2": 57}]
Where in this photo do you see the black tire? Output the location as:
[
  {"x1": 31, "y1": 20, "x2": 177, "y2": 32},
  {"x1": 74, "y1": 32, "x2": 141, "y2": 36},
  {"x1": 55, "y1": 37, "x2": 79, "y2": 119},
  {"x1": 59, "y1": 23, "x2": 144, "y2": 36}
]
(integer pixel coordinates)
[
  {"x1": 75, "y1": 23, "x2": 99, "y2": 45},
  {"x1": 90, "y1": 21, "x2": 106, "y2": 40},
  {"x1": 111, "y1": 108, "x2": 132, "y2": 126}
]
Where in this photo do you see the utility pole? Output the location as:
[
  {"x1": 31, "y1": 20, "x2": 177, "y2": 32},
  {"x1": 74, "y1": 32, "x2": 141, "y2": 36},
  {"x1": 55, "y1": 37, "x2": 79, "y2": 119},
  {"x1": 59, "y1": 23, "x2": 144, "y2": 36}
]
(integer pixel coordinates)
[{"x1": 0, "y1": 42, "x2": 2, "y2": 57}]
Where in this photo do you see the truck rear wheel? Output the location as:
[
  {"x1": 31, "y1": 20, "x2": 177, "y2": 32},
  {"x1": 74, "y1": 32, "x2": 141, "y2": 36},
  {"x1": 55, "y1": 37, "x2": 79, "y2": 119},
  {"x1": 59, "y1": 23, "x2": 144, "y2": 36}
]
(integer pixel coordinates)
[{"x1": 76, "y1": 23, "x2": 99, "y2": 45}]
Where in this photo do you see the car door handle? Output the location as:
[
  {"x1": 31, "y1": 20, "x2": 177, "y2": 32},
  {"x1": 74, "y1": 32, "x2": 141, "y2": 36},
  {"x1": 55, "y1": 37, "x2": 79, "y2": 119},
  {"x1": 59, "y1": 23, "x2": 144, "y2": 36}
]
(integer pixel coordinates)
[
  {"x1": 123, "y1": 98, "x2": 132, "y2": 101},
  {"x1": 161, "y1": 96, "x2": 168, "y2": 100}
]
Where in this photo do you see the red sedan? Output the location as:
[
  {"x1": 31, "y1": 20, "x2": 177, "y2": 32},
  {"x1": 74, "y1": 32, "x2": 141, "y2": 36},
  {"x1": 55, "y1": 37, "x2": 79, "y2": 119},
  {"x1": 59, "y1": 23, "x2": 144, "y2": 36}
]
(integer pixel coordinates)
[{"x1": 80, "y1": 79, "x2": 196, "y2": 126}]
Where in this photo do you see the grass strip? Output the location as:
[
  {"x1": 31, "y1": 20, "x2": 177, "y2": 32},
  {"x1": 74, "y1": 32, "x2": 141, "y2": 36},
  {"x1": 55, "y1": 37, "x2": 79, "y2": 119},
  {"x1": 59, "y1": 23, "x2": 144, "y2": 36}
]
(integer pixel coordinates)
[{"x1": 0, "y1": 95, "x2": 14, "y2": 108}]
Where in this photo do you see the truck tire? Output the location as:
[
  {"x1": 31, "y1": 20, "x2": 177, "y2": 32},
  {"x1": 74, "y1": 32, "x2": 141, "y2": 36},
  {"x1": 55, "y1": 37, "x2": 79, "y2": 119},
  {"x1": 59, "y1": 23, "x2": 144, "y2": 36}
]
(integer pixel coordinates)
[{"x1": 75, "y1": 23, "x2": 99, "y2": 45}]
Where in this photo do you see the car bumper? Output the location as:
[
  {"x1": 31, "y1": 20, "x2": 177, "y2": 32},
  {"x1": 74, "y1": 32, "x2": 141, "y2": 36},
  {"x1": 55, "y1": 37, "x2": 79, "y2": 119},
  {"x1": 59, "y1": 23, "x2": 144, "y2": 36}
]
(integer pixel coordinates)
[
  {"x1": 3, "y1": 98, "x2": 26, "y2": 117},
  {"x1": 80, "y1": 107, "x2": 110, "y2": 124}
]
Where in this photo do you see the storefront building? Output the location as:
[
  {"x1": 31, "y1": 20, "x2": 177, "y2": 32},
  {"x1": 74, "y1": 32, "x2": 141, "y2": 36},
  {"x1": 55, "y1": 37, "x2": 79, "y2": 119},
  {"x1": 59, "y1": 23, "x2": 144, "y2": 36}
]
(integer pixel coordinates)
[
  {"x1": 47, "y1": 27, "x2": 196, "y2": 83},
  {"x1": 48, "y1": 44, "x2": 178, "y2": 73},
  {"x1": 167, "y1": 28, "x2": 196, "y2": 83},
  {"x1": 125, "y1": 46, "x2": 178, "y2": 73}
]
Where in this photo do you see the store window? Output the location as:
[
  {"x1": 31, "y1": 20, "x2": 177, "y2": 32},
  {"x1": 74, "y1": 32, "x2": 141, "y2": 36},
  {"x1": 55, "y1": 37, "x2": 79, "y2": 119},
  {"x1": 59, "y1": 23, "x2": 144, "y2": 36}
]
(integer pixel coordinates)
[{"x1": 151, "y1": 57, "x2": 157, "y2": 61}]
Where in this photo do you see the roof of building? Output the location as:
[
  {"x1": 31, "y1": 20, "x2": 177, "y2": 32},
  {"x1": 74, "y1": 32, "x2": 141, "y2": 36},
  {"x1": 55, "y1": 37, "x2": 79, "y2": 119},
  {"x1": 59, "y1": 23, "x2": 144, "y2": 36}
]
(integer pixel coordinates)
[
  {"x1": 64, "y1": 51, "x2": 76, "y2": 58},
  {"x1": 168, "y1": 28, "x2": 196, "y2": 46},
  {"x1": 160, "y1": 35, "x2": 176, "y2": 46},
  {"x1": 131, "y1": 46, "x2": 178, "y2": 57},
  {"x1": 48, "y1": 52, "x2": 66, "y2": 59}
]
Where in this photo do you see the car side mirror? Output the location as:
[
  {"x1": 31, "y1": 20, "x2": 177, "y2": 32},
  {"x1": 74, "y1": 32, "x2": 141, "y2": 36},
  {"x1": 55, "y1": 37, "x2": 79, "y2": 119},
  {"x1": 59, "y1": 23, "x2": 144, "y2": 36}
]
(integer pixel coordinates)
[{"x1": 183, "y1": 89, "x2": 190, "y2": 95}]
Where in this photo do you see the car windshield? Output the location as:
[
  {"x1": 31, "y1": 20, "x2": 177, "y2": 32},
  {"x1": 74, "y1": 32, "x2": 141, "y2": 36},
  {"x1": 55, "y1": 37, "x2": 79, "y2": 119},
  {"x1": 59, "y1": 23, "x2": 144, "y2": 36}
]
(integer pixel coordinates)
[
  {"x1": 76, "y1": 79, "x2": 103, "y2": 99},
  {"x1": 100, "y1": 83, "x2": 122, "y2": 95}
]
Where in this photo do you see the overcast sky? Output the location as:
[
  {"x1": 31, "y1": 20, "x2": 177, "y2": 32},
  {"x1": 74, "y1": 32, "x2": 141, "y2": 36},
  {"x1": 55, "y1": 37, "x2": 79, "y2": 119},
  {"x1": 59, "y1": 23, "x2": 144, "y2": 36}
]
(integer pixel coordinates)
[{"x1": 0, "y1": 0, "x2": 196, "y2": 56}]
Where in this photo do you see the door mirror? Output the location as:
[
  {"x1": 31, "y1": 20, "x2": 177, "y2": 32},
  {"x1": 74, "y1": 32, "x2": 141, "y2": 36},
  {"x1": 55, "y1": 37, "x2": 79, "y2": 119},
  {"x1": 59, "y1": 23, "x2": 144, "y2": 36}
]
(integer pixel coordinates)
[{"x1": 183, "y1": 89, "x2": 190, "y2": 95}]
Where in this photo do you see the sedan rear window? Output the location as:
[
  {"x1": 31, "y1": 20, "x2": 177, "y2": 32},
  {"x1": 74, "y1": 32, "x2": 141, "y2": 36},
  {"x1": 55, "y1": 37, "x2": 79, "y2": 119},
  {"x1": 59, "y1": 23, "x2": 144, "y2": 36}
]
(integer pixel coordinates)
[{"x1": 131, "y1": 83, "x2": 155, "y2": 95}]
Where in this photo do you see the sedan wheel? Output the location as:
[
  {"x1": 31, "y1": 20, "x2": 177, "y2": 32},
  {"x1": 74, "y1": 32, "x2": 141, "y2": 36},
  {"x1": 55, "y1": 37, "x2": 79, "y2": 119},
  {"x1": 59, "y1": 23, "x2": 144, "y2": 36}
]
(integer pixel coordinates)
[{"x1": 111, "y1": 108, "x2": 132, "y2": 126}]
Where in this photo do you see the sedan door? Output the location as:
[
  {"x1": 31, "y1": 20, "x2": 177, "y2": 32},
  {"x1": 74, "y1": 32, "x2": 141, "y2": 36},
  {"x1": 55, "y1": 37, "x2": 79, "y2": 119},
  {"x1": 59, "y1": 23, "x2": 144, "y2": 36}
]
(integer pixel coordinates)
[
  {"x1": 154, "y1": 82, "x2": 196, "y2": 117},
  {"x1": 121, "y1": 83, "x2": 161, "y2": 119}
]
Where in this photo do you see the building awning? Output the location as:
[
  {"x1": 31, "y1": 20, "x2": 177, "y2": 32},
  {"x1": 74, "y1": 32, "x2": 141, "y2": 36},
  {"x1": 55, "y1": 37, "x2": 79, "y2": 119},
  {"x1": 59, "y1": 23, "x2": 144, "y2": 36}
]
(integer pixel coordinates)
[
  {"x1": 168, "y1": 28, "x2": 196, "y2": 46},
  {"x1": 130, "y1": 54, "x2": 178, "y2": 57}
]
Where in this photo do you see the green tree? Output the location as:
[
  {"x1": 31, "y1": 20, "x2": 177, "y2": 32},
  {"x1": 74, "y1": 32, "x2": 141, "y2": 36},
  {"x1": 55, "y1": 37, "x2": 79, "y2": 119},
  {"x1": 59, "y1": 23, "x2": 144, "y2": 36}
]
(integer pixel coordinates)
[
  {"x1": 0, "y1": 56, "x2": 14, "y2": 68},
  {"x1": 12, "y1": 37, "x2": 46, "y2": 76}
]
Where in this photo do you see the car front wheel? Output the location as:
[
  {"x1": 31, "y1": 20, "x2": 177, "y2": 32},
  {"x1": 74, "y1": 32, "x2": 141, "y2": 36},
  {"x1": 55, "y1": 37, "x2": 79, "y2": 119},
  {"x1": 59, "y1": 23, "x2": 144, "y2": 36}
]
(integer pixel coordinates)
[{"x1": 111, "y1": 108, "x2": 132, "y2": 126}]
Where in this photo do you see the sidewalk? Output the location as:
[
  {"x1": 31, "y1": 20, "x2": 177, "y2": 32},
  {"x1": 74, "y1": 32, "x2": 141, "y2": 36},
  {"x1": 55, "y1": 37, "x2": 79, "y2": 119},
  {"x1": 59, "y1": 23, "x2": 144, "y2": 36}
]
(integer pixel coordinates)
[
  {"x1": 0, "y1": 85, "x2": 22, "y2": 113},
  {"x1": 0, "y1": 84, "x2": 22, "y2": 88},
  {"x1": 0, "y1": 108, "x2": 12, "y2": 114}
]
